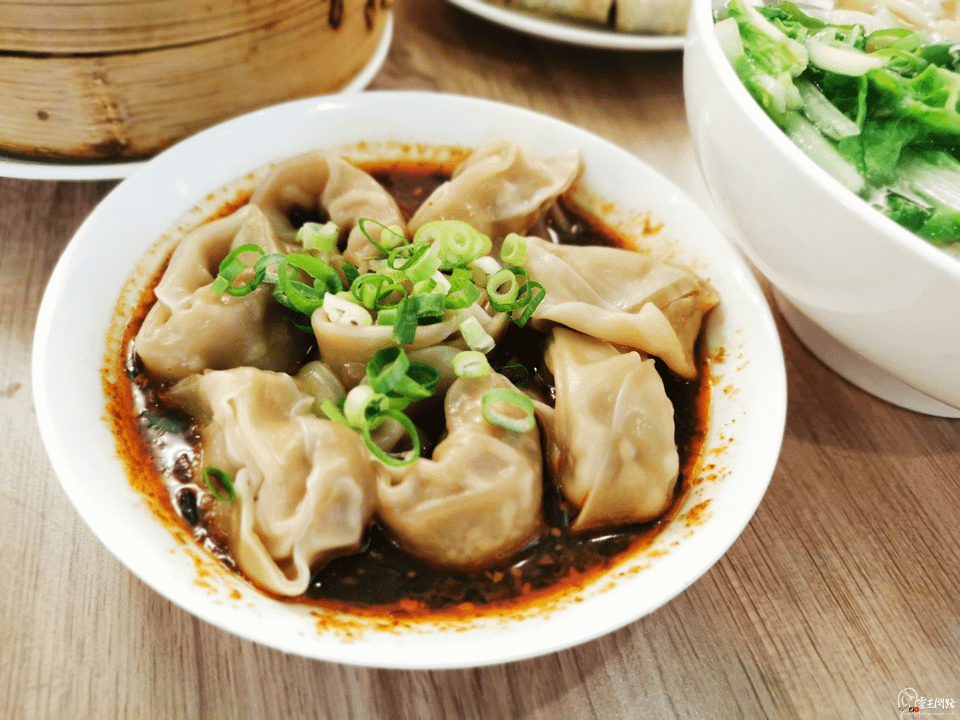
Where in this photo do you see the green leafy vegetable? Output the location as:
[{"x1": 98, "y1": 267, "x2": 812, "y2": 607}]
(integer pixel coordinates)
[{"x1": 719, "y1": 0, "x2": 960, "y2": 245}]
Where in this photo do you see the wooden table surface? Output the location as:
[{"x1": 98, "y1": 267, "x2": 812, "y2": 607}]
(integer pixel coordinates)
[{"x1": 3, "y1": 2, "x2": 959, "y2": 718}]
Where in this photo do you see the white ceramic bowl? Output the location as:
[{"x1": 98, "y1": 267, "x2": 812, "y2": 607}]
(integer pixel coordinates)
[
  {"x1": 684, "y1": 0, "x2": 960, "y2": 416},
  {"x1": 33, "y1": 91, "x2": 786, "y2": 668}
]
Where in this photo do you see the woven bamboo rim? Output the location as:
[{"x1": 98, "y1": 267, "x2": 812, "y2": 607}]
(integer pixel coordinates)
[
  {"x1": 0, "y1": 0, "x2": 391, "y2": 160},
  {"x1": 0, "y1": 0, "x2": 328, "y2": 54}
]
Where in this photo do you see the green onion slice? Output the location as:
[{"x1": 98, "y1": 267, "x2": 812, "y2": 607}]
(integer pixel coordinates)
[
  {"x1": 366, "y1": 347, "x2": 439, "y2": 403},
  {"x1": 482, "y1": 388, "x2": 536, "y2": 434},
  {"x1": 500, "y1": 233, "x2": 528, "y2": 264},
  {"x1": 403, "y1": 362, "x2": 441, "y2": 398},
  {"x1": 392, "y1": 302, "x2": 419, "y2": 344},
  {"x1": 376, "y1": 307, "x2": 399, "y2": 326},
  {"x1": 343, "y1": 385, "x2": 386, "y2": 428},
  {"x1": 367, "y1": 347, "x2": 412, "y2": 394},
  {"x1": 358, "y1": 218, "x2": 408, "y2": 255},
  {"x1": 391, "y1": 294, "x2": 446, "y2": 343},
  {"x1": 513, "y1": 280, "x2": 546, "y2": 327},
  {"x1": 286, "y1": 253, "x2": 343, "y2": 295},
  {"x1": 486, "y1": 267, "x2": 521, "y2": 310},
  {"x1": 445, "y1": 269, "x2": 482, "y2": 309},
  {"x1": 351, "y1": 274, "x2": 406, "y2": 310},
  {"x1": 453, "y1": 350, "x2": 491, "y2": 378},
  {"x1": 362, "y1": 410, "x2": 421, "y2": 467},
  {"x1": 414, "y1": 220, "x2": 492, "y2": 269},
  {"x1": 388, "y1": 242, "x2": 442, "y2": 285},
  {"x1": 320, "y1": 398, "x2": 349, "y2": 426},
  {"x1": 459, "y1": 316, "x2": 495, "y2": 353},
  {"x1": 252, "y1": 252, "x2": 287, "y2": 284},
  {"x1": 341, "y1": 262, "x2": 361, "y2": 288},
  {"x1": 274, "y1": 262, "x2": 324, "y2": 316},
  {"x1": 296, "y1": 221, "x2": 339, "y2": 252},
  {"x1": 203, "y1": 466, "x2": 237, "y2": 502},
  {"x1": 210, "y1": 243, "x2": 266, "y2": 297}
]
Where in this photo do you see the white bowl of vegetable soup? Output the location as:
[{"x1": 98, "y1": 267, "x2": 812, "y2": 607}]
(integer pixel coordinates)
[{"x1": 684, "y1": 0, "x2": 960, "y2": 416}]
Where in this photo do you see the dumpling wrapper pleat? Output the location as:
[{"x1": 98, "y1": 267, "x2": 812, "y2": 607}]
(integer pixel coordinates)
[
  {"x1": 377, "y1": 371, "x2": 544, "y2": 568},
  {"x1": 540, "y1": 327, "x2": 679, "y2": 532},
  {"x1": 524, "y1": 236, "x2": 718, "y2": 379},
  {"x1": 169, "y1": 367, "x2": 380, "y2": 597},
  {"x1": 136, "y1": 205, "x2": 310, "y2": 383},
  {"x1": 408, "y1": 138, "x2": 582, "y2": 241},
  {"x1": 249, "y1": 150, "x2": 406, "y2": 271}
]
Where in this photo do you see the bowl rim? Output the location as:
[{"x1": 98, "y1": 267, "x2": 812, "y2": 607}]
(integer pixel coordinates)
[
  {"x1": 686, "y1": 0, "x2": 960, "y2": 281},
  {"x1": 32, "y1": 89, "x2": 788, "y2": 668}
]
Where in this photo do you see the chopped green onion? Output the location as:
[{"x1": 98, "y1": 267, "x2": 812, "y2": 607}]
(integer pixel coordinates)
[
  {"x1": 487, "y1": 268, "x2": 521, "y2": 309},
  {"x1": 392, "y1": 302, "x2": 419, "y2": 344},
  {"x1": 412, "y1": 278, "x2": 440, "y2": 295},
  {"x1": 343, "y1": 385, "x2": 385, "y2": 428},
  {"x1": 481, "y1": 388, "x2": 536, "y2": 433},
  {"x1": 500, "y1": 233, "x2": 528, "y2": 264},
  {"x1": 210, "y1": 243, "x2": 266, "y2": 297},
  {"x1": 459, "y1": 316, "x2": 495, "y2": 353},
  {"x1": 203, "y1": 466, "x2": 237, "y2": 502},
  {"x1": 285, "y1": 253, "x2": 343, "y2": 295},
  {"x1": 404, "y1": 362, "x2": 441, "y2": 398},
  {"x1": 296, "y1": 221, "x2": 339, "y2": 252},
  {"x1": 366, "y1": 347, "x2": 439, "y2": 403},
  {"x1": 513, "y1": 280, "x2": 546, "y2": 327},
  {"x1": 351, "y1": 274, "x2": 405, "y2": 310},
  {"x1": 391, "y1": 294, "x2": 446, "y2": 343},
  {"x1": 320, "y1": 398, "x2": 349, "y2": 426},
  {"x1": 273, "y1": 269, "x2": 324, "y2": 315},
  {"x1": 272, "y1": 252, "x2": 347, "y2": 316},
  {"x1": 453, "y1": 350, "x2": 491, "y2": 378},
  {"x1": 341, "y1": 262, "x2": 360, "y2": 287},
  {"x1": 389, "y1": 242, "x2": 442, "y2": 284},
  {"x1": 415, "y1": 220, "x2": 492, "y2": 269},
  {"x1": 408, "y1": 293, "x2": 445, "y2": 322},
  {"x1": 376, "y1": 307, "x2": 399, "y2": 326},
  {"x1": 358, "y1": 218, "x2": 408, "y2": 255},
  {"x1": 367, "y1": 347, "x2": 412, "y2": 394},
  {"x1": 252, "y1": 252, "x2": 287, "y2": 284},
  {"x1": 445, "y1": 269, "x2": 482, "y2": 309},
  {"x1": 321, "y1": 293, "x2": 373, "y2": 326},
  {"x1": 471, "y1": 255, "x2": 502, "y2": 278},
  {"x1": 362, "y1": 410, "x2": 421, "y2": 467},
  {"x1": 485, "y1": 265, "x2": 546, "y2": 324}
]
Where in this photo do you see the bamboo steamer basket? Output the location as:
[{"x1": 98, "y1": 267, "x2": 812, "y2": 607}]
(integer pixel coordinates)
[{"x1": 0, "y1": 0, "x2": 392, "y2": 160}]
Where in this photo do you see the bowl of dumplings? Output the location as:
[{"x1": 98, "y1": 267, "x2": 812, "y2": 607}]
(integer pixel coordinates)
[{"x1": 33, "y1": 91, "x2": 787, "y2": 668}]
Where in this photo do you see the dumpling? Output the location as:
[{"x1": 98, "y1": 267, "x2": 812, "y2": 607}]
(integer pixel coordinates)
[
  {"x1": 490, "y1": 0, "x2": 613, "y2": 24},
  {"x1": 136, "y1": 205, "x2": 310, "y2": 382},
  {"x1": 408, "y1": 139, "x2": 582, "y2": 240},
  {"x1": 168, "y1": 367, "x2": 380, "y2": 597},
  {"x1": 539, "y1": 327, "x2": 679, "y2": 533},
  {"x1": 312, "y1": 302, "x2": 510, "y2": 389},
  {"x1": 523, "y1": 236, "x2": 718, "y2": 379},
  {"x1": 249, "y1": 150, "x2": 406, "y2": 270},
  {"x1": 615, "y1": 0, "x2": 689, "y2": 35},
  {"x1": 376, "y1": 371, "x2": 544, "y2": 568}
]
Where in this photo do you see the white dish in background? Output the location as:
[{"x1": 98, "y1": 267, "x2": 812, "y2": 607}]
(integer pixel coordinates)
[
  {"x1": 33, "y1": 90, "x2": 786, "y2": 668},
  {"x1": 447, "y1": 0, "x2": 684, "y2": 50},
  {"x1": 0, "y1": 13, "x2": 393, "y2": 182}
]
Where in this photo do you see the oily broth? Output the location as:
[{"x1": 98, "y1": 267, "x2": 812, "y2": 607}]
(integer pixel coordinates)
[{"x1": 113, "y1": 160, "x2": 712, "y2": 617}]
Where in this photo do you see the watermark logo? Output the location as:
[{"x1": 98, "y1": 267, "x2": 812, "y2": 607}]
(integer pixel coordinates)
[{"x1": 898, "y1": 688, "x2": 957, "y2": 717}]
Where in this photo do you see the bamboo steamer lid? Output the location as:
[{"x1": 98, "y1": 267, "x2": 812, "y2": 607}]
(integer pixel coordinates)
[{"x1": 0, "y1": 0, "x2": 392, "y2": 160}]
